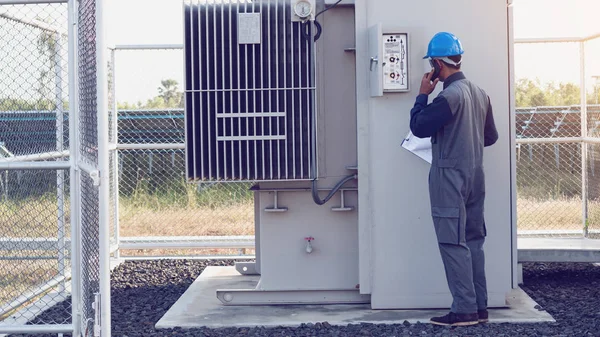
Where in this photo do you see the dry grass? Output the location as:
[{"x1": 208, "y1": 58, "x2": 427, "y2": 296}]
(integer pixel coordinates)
[
  {"x1": 517, "y1": 197, "x2": 600, "y2": 232},
  {"x1": 119, "y1": 200, "x2": 254, "y2": 237},
  {"x1": 120, "y1": 197, "x2": 594, "y2": 236},
  {"x1": 0, "y1": 191, "x2": 254, "y2": 239},
  {"x1": 0, "y1": 259, "x2": 61, "y2": 318},
  {"x1": 0, "y1": 196, "x2": 70, "y2": 314},
  {"x1": 0, "y1": 196, "x2": 70, "y2": 239},
  {"x1": 2, "y1": 195, "x2": 597, "y2": 239},
  {"x1": 518, "y1": 197, "x2": 584, "y2": 231}
]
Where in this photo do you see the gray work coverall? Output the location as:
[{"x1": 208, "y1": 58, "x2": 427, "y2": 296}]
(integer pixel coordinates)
[{"x1": 409, "y1": 71, "x2": 498, "y2": 314}]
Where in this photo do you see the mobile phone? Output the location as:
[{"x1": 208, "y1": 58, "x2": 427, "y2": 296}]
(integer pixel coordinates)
[{"x1": 430, "y1": 59, "x2": 441, "y2": 82}]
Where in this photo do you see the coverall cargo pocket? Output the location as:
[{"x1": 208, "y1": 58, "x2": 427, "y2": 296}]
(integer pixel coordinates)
[{"x1": 431, "y1": 206, "x2": 460, "y2": 244}]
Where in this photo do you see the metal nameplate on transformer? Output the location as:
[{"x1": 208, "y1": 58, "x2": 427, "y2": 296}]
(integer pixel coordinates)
[{"x1": 238, "y1": 13, "x2": 261, "y2": 45}]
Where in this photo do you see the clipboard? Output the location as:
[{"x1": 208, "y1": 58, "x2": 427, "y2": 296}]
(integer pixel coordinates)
[{"x1": 401, "y1": 130, "x2": 432, "y2": 164}]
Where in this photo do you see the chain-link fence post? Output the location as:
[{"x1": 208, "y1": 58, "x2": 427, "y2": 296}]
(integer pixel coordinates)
[
  {"x1": 96, "y1": 0, "x2": 111, "y2": 334},
  {"x1": 0, "y1": 1, "x2": 73, "y2": 334},
  {"x1": 110, "y1": 47, "x2": 120, "y2": 260},
  {"x1": 580, "y1": 40, "x2": 589, "y2": 237},
  {"x1": 76, "y1": 0, "x2": 111, "y2": 335},
  {"x1": 584, "y1": 35, "x2": 600, "y2": 238},
  {"x1": 67, "y1": 0, "x2": 81, "y2": 335}
]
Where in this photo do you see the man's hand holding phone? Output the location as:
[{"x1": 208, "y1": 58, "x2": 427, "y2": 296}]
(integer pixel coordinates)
[{"x1": 419, "y1": 70, "x2": 439, "y2": 96}]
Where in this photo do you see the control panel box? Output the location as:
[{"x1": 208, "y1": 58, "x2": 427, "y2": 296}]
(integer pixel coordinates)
[
  {"x1": 382, "y1": 33, "x2": 409, "y2": 92},
  {"x1": 369, "y1": 25, "x2": 410, "y2": 96}
]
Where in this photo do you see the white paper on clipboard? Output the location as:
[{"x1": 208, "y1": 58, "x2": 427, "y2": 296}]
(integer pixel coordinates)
[{"x1": 401, "y1": 130, "x2": 432, "y2": 164}]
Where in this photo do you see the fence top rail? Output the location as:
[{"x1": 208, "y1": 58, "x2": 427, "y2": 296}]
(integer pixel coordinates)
[
  {"x1": 516, "y1": 105, "x2": 600, "y2": 114},
  {"x1": 118, "y1": 108, "x2": 184, "y2": 113},
  {"x1": 515, "y1": 110, "x2": 576, "y2": 114},
  {"x1": 0, "y1": 11, "x2": 67, "y2": 36},
  {"x1": 111, "y1": 44, "x2": 183, "y2": 50},
  {"x1": 586, "y1": 33, "x2": 600, "y2": 41},
  {"x1": 517, "y1": 104, "x2": 600, "y2": 110},
  {"x1": 515, "y1": 32, "x2": 600, "y2": 43},
  {"x1": 1, "y1": 106, "x2": 598, "y2": 115},
  {"x1": 0, "y1": 110, "x2": 61, "y2": 114}
]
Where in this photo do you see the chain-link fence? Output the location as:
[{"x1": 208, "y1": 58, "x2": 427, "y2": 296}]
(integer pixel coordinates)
[
  {"x1": 1, "y1": 0, "x2": 110, "y2": 335},
  {"x1": 516, "y1": 136, "x2": 584, "y2": 235},
  {"x1": 514, "y1": 36, "x2": 600, "y2": 237},
  {"x1": 111, "y1": 47, "x2": 255, "y2": 258},
  {"x1": 0, "y1": 1, "x2": 72, "y2": 332},
  {"x1": 116, "y1": 130, "x2": 256, "y2": 258},
  {"x1": 108, "y1": 50, "x2": 118, "y2": 256},
  {"x1": 118, "y1": 151, "x2": 255, "y2": 256},
  {"x1": 0, "y1": 2, "x2": 69, "y2": 162},
  {"x1": 515, "y1": 104, "x2": 584, "y2": 235},
  {"x1": 111, "y1": 38, "x2": 599, "y2": 253}
]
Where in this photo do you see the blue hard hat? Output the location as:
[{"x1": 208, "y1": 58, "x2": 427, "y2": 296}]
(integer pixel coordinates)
[{"x1": 423, "y1": 32, "x2": 464, "y2": 59}]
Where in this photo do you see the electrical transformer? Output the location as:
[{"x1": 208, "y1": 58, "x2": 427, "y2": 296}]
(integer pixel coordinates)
[{"x1": 183, "y1": 0, "x2": 516, "y2": 310}]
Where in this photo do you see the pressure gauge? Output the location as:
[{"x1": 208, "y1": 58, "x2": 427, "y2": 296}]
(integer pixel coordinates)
[{"x1": 294, "y1": 0, "x2": 313, "y2": 19}]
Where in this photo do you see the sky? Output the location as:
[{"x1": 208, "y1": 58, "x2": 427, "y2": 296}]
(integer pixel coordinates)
[
  {"x1": 511, "y1": 0, "x2": 600, "y2": 90},
  {"x1": 103, "y1": 0, "x2": 600, "y2": 104}
]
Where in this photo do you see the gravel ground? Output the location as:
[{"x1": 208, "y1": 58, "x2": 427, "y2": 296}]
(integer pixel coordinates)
[{"x1": 7, "y1": 260, "x2": 600, "y2": 337}]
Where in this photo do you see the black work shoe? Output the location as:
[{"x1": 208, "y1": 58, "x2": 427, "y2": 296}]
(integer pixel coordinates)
[
  {"x1": 477, "y1": 309, "x2": 489, "y2": 323},
  {"x1": 430, "y1": 312, "x2": 479, "y2": 326}
]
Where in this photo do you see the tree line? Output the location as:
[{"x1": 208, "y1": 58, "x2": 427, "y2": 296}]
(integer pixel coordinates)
[
  {"x1": 121, "y1": 77, "x2": 600, "y2": 110},
  {"x1": 4, "y1": 77, "x2": 600, "y2": 112},
  {"x1": 117, "y1": 79, "x2": 184, "y2": 110},
  {"x1": 516, "y1": 78, "x2": 600, "y2": 107}
]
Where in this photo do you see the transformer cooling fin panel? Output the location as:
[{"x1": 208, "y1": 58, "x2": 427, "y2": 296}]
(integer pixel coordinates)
[{"x1": 184, "y1": 0, "x2": 315, "y2": 182}]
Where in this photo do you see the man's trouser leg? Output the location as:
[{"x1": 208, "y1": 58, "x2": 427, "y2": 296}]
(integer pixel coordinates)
[
  {"x1": 466, "y1": 238, "x2": 487, "y2": 311},
  {"x1": 465, "y1": 166, "x2": 488, "y2": 311},
  {"x1": 429, "y1": 166, "x2": 477, "y2": 314}
]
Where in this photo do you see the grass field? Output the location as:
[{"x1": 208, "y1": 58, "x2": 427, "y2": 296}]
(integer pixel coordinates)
[
  {"x1": 119, "y1": 199, "x2": 254, "y2": 237},
  {"x1": 1, "y1": 194, "x2": 596, "y2": 239},
  {"x1": 517, "y1": 197, "x2": 597, "y2": 232},
  {"x1": 3, "y1": 183, "x2": 600, "y2": 312}
]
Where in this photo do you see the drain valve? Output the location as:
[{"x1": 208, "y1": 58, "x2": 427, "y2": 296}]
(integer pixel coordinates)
[{"x1": 305, "y1": 236, "x2": 314, "y2": 254}]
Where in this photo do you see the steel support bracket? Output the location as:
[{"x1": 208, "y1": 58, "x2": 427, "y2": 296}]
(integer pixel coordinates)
[
  {"x1": 264, "y1": 191, "x2": 288, "y2": 212},
  {"x1": 235, "y1": 261, "x2": 259, "y2": 275},
  {"x1": 331, "y1": 189, "x2": 354, "y2": 212}
]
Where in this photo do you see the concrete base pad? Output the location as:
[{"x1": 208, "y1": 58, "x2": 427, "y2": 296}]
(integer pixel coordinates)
[
  {"x1": 156, "y1": 267, "x2": 554, "y2": 329},
  {"x1": 518, "y1": 237, "x2": 600, "y2": 262}
]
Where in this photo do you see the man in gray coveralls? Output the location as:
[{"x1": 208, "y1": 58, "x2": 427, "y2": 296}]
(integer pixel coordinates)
[{"x1": 409, "y1": 32, "x2": 499, "y2": 327}]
